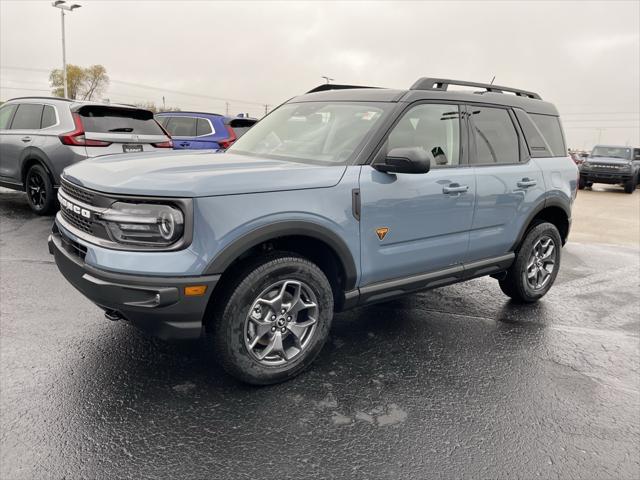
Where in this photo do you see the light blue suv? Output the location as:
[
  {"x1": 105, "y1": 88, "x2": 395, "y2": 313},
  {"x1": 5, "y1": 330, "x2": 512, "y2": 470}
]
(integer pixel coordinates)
[{"x1": 49, "y1": 78, "x2": 577, "y2": 384}]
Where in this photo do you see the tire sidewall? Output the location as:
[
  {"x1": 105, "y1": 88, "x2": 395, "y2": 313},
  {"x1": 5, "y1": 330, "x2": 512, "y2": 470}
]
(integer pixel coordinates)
[
  {"x1": 25, "y1": 164, "x2": 55, "y2": 215},
  {"x1": 215, "y1": 256, "x2": 333, "y2": 385}
]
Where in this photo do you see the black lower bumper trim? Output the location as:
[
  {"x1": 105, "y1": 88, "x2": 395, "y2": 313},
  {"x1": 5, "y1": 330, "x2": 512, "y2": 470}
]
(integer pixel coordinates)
[{"x1": 48, "y1": 230, "x2": 219, "y2": 340}]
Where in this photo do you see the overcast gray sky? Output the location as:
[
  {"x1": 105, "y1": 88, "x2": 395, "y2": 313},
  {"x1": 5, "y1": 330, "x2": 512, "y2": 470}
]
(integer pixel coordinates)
[{"x1": 1, "y1": 0, "x2": 638, "y2": 149}]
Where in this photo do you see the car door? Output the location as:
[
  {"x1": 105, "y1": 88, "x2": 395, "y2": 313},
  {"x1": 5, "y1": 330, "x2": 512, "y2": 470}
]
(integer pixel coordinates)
[
  {"x1": 466, "y1": 105, "x2": 546, "y2": 262},
  {"x1": 358, "y1": 102, "x2": 476, "y2": 287},
  {"x1": 0, "y1": 103, "x2": 43, "y2": 181}
]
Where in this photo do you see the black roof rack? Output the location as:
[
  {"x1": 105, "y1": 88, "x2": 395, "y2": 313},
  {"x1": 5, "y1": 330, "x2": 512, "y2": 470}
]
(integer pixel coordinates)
[
  {"x1": 306, "y1": 84, "x2": 379, "y2": 94},
  {"x1": 410, "y1": 77, "x2": 541, "y2": 100}
]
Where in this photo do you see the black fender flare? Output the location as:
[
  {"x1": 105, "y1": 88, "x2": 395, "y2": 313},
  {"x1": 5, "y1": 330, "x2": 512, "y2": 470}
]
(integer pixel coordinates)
[
  {"x1": 20, "y1": 148, "x2": 57, "y2": 185},
  {"x1": 512, "y1": 197, "x2": 571, "y2": 250},
  {"x1": 204, "y1": 220, "x2": 358, "y2": 290}
]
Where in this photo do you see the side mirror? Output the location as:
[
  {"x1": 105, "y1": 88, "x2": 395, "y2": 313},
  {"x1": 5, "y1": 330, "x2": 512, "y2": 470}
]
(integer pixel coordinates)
[{"x1": 374, "y1": 147, "x2": 431, "y2": 174}]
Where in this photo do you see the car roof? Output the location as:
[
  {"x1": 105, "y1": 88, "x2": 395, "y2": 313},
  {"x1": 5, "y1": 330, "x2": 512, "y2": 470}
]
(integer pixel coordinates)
[
  {"x1": 5, "y1": 96, "x2": 153, "y2": 112},
  {"x1": 290, "y1": 78, "x2": 560, "y2": 116}
]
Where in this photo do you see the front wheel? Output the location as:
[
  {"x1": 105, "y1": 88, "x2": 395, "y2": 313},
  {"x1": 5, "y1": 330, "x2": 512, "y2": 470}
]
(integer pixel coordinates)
[
  {"x1": 211, "y1": 253, "x2": 334, "y2": 385},
  {"x1": 624, "y1": 178, "x2": 636, "y2": 194},
  {"x1": 25, "y1": 164, "x2": 55, "y2": 215},
  {"x1": 499, "y1": 222, "x2": 562, "y2": 303}
]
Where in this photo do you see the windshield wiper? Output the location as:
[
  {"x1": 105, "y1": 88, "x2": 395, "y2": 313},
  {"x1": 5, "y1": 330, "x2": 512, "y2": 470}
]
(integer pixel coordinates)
[{"x1": 108, "y1": 127, "x2": 134, "y2": 132}]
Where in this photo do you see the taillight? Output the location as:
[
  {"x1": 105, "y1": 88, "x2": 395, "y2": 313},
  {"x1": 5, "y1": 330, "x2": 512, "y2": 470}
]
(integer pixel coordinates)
[
  {"x1": 218, "y1": 125, "x2": 237, "y2": 149},
  {"x1": 59, "y1": 113, "x2": 112, "y2": 147}
]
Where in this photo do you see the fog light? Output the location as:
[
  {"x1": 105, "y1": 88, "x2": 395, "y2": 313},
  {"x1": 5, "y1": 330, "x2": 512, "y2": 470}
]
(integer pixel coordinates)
[{"x1": 184, "y1": 285, "x2": 207, "y2": 296}]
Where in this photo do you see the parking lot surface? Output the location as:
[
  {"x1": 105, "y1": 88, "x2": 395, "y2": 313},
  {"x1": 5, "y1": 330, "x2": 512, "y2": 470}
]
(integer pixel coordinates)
[{"x1": 1, "y1": 188, "x2": 639, "y2": 479}]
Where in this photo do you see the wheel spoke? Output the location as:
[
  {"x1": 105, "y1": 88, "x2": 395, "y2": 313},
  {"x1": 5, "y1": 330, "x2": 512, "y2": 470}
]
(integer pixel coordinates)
[
  {"x1": 257, "y1": 332, "x2": 286, "y2": 361},
  {"x1": 287, "y1": 317, "x2": 317, "y2": 343},
  {"x1": 248, "y1": 319, "x2": 273, "y2": 349},
  {"x1": 541, "y1": 243, "x2": 555, "y2": 259}
]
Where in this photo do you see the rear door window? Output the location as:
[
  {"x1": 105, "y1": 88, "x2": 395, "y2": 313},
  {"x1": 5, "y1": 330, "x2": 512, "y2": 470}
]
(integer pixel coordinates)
[
  {"x1": 529, "y1": 114, "x2": 566, "y2": 157},
  {"x1": 10, "y1": 104, "x2": 44, "y2": 130},
  {"x1": 41, "y1": 105, "x2": 57, "y2": 128},
  {"x1": 164, "y1": 116, "x2": 198, "y2": 137},
  {"x1": 469, "y1": 106, "x2": 519, "y2": 164},
  {"x1": 78, "y1": 106, "x2": 165, "y2": 135},
  {"x1": 196, "y1": 118, "x2": 213, "y2": 136},
  {"x1": 0, "y1": 104, "x2": 17, "y2": 129}
]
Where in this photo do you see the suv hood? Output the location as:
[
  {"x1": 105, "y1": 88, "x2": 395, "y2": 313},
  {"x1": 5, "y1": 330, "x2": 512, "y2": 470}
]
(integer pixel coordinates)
[{"x1": 63, "y1": 151, "x2": 347, "y2": 197}]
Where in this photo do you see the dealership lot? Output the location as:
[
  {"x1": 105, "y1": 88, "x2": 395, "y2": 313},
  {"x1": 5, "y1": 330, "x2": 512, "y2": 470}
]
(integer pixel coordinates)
[{"x1": 1, "y1": 187, "x2": 638, "y2": 479}]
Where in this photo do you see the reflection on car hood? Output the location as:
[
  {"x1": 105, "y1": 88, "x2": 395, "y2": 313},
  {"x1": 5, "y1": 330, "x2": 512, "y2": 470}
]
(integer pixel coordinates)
[{"x1": 63, "y1": 150, "x2": 347, "y2": 197}]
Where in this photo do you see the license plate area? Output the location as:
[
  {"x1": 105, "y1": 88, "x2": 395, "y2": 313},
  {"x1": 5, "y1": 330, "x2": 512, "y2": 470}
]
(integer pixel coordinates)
[{"x1": 122, "y1": 144, "x2": 144, "y2": 153}]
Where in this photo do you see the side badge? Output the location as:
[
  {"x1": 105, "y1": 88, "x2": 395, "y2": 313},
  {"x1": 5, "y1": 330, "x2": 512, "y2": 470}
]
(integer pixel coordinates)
[{"x1": 376, "y1": 227, "x2": 389, "y2": 241}]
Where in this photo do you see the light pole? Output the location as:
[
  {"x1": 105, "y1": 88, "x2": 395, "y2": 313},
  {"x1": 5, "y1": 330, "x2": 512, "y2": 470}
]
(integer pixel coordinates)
[
  {"x1": 51, "y1": 1, "x2": 82, "y2": 99},
  {"x1": 321, "y1": 76, "x2": 334, "y2": 84}
]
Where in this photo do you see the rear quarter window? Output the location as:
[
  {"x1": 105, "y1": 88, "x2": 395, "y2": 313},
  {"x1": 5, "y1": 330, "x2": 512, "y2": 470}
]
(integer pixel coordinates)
[
  {"x1": 0, "y1": 104, "x2": 17, "y2": 129},
  {"x1": 79, "y1": 106, "x2": 164, "y2": 135},
  {"x1": 530, "y1": 113, "x2": 566, "y2": 157}
]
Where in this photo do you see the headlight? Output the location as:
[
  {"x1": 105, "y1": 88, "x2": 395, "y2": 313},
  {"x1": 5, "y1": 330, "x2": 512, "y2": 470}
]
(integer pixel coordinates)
[{"x1": 99, "y1": 202, "x2": 184, "y2": 246}]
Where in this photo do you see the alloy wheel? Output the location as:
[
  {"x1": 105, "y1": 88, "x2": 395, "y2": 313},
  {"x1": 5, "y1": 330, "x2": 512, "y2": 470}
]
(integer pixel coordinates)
[
  {"x1": 27, "y1": 171, "x2": 47, "y2": 210},
  {"x1": 244, "y1": 279, "x2": 319, "y2": 366},
  {"x1": 525, "y1": 236, "x2": 556, "y2": 290}
]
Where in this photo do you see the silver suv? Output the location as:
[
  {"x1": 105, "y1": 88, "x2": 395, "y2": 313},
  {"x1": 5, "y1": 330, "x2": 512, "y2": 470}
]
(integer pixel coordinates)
[{"x1": 0, "y1": 97, "x2": 172, "y2": 214}]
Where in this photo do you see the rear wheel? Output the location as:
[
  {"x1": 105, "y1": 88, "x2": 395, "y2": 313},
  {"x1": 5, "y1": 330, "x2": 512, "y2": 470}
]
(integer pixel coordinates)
[
  {"x1": 578, "y1": 177, "x2": 586, "y2": 190},
  {"x1": 499, "y1": 222, "x2": 562, "y2": 303},
  {"x1": 211, "y1": 253, "x2": 333, "y2": 385},
  {"x1": 25, "y1": 164, "x2": 55, "y2": 215}
]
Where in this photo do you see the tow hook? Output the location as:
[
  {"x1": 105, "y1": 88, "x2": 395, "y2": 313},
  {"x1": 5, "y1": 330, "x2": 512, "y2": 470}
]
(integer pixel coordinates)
[{"x1": 104, "y1": 309, "x2": 123, "y2": 322}]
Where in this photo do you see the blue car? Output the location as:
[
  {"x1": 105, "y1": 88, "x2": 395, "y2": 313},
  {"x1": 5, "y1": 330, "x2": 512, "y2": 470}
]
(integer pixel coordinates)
[{"x1": 156, "y1": 112, "x2": 257, "y2": 150}]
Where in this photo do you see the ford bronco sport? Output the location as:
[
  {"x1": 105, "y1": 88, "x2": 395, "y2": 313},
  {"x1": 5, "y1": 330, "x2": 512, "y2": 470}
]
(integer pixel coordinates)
[{"x1": 49, "y1": 78, "x2": 577, "y2": 384}]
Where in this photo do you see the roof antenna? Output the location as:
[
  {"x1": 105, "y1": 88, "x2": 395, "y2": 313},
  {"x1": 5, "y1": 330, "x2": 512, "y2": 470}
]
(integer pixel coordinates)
[{"x1": 489, "y1": 76, "x2": 496, "y2": 85}]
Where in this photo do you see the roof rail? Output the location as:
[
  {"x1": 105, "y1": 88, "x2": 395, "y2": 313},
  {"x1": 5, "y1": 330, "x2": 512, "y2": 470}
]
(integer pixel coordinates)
[
  {"x1": 7, "y1": 96, "x2": 73, "y2": 102},
  {"x1": 410, "y1": 77, "x2": 541, "y2": 100},
  {"x1": 306, "y1": 84, "x2": 378, "y2": 94}
]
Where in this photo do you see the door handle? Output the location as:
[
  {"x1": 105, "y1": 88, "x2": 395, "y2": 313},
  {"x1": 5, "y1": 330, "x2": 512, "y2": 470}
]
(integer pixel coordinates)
[
  {"x1": 443, "y1": 183, "x2": 469, "y2": 194},
  {"x1": 179, "y1": 142, "x2": 190, "y2": 147},
  {"x1": 21, "y1": 136, "x2": 32, "y2": 143},
  {"x1": 517, "y1": 178, "x2": 537, "y2": 188}
]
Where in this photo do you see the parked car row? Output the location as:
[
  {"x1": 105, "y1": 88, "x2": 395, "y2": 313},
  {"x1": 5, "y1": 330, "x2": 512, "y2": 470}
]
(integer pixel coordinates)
[
  {"x1": 43, "y1": 77, "x2": 579, "y2": 384},
  {"x1": 0, "y1": 97, "x2": 256, "y2": 213}
]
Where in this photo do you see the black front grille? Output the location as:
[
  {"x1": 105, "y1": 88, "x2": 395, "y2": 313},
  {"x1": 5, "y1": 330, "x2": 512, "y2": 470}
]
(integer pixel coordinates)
[
  {"x1": 61, "y1": 179, "x2": 95, "y2": 205},
  {"x1": 61, "y1": 208, "x2": 94, "y2": 234}
]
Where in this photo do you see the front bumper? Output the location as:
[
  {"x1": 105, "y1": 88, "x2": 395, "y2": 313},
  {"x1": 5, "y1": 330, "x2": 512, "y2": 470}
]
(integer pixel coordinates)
[
  {"x1": 48, "y1": 226, "x2": 219, "y2": 340},
  {"x1": 580, "y1": 170, "x2": 633, "y2": 184}
]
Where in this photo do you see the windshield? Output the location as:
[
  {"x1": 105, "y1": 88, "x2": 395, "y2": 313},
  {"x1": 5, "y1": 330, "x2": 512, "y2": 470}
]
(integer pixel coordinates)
[
  {"x1": 590, "y1": 146, "x2": 631, "y2": 160},
  {"x1": 228, "y1": 102, "x2": 389, "y2": 165}
]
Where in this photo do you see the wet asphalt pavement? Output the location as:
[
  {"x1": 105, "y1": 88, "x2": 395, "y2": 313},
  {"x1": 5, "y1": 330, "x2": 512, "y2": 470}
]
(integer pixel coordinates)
[{"x1": 1, "y1": 189, "x2": 639, "y2": 480}]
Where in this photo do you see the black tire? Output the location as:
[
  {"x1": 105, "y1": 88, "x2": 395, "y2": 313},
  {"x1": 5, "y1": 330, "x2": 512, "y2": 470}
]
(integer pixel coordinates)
[
  {"x1": 624, "y1": 178, "x2": 636, "y2": 194},
  {"x1": 578, "y1": 177, "x2": 586, "y2": 190},
  {"x1": 499, "y1": 221, "x2": 562, "y2": 303},
  {"x1": 25, "y1": 164, "x2": 55, "y2": 215},
  {"x1": 211, "y1": 253, "x2": 333, "y2": 385},
  {"x1": 585, "y1": 181, "x2": 593, "y2": 188}
]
